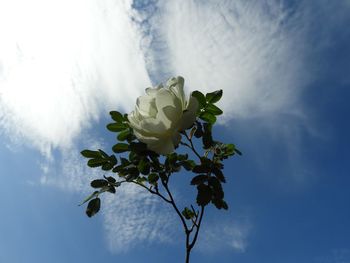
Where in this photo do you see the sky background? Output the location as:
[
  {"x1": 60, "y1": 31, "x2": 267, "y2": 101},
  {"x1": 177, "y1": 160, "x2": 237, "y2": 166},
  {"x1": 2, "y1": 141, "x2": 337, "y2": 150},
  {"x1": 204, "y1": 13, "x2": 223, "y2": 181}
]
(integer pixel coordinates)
[{"x1": 1, "y1": 0, "x2": 350, "y2": 262}]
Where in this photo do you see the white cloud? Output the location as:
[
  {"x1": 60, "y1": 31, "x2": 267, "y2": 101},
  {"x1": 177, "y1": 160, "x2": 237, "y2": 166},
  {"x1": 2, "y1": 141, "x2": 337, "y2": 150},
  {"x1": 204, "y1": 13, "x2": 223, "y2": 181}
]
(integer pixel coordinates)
[
  {"x1": 103, "y1": 184, "x2": 177, "y2": 253},
  {"x1": 3, "y1": 0, "x2": 349, "y2": 255},
  {"x1": 198, "y1": 216, "x2": 252, "y2": 253},
  {"x1": 141, "y1": 0, "x2": 311, "y2": 121},
  {"x1": 0, "y1": 0, "x2": 150, "y2": 157}
]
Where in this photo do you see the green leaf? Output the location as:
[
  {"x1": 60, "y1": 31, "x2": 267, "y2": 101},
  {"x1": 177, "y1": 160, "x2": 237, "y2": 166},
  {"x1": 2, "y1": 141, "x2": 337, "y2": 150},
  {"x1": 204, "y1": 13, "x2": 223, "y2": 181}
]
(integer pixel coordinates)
[
  {"x1": 81, "y1": 150, "x2": 101, "y2": 159},
  {"x1": 199, "y1": 112, "x2": 216, "y2": 124},
  {"x1": 109, "y1": 155, "x2": 118, "y2": 166},
  {"x1": 191, "y1": 174, "x2": 208, "y2": 185},
  {"x1": 181, "y1": 160, "x2": 196, "y2": 171},
  {"x1": 148, "y1": 173, "x2": 159, "y2": 184},
  {"x1": 177, "y1": 154, "x2": 188, "y2": 161},
  {"x1": 206, "y1": 104, "x2": 223, "y2": 115},
  {"x1": 138, "y1": 158, "x2": 150, "y2": 175},
  {"x1": 98, "y1": 149, "x2": 109, "y2": 158},
  {"x1": 225, "y1": 144, "x2": 235, "y2": 155},
  {"x1": 107, "y1": 123, "x2": 127, "y2": 132},
  {"x1": 79, "y1": 191, "x2": 99, "y2": 206},
  {"x1": 110, "y1": 111, "x2": 124, "y2": 123},
  {"x1": 86, "y1": 198, "x2": 101, "y2": 217},
  {"x1": 196, "y1": 184, "x2": 212, "y2": 206},
  {"x1": 206, "y1": 90, "x2": 223, "y2": 104},
  {"x1": 90, "y1": 179, "x2": 108, "y2": 188},
  {"x1": 101, "y1": 162, "x2": 114, "y2": 171},
  {"x1": 87, "y1": 159, "x2": 108, "y2": 168},
  {"x1": 112, "y1": 143, "x2": 129, "y2": 153},
  {"x1": 117, "y1": 129, "x2": 130, "y2": 141},
  {"x1": 182, "y1": 207, "x2": 195, "y2": 220},
  {"x1": 192, "y1": 91, "x2": 206, "y2": 108}
]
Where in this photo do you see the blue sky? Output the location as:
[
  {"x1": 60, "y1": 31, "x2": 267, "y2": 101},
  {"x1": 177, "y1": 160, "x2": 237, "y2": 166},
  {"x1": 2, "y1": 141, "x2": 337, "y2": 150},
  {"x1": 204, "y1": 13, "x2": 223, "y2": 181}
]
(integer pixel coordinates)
[{"x1": 1, "y1": 0, "x2": 350, "y2": 262}]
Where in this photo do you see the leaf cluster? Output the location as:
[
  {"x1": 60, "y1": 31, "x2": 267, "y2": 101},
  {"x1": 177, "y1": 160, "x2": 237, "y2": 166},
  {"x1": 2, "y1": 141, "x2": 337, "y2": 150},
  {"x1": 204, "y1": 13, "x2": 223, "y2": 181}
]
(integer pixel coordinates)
[{"x1": 80, "y1": 89, "x2": 241, "y2": 218}]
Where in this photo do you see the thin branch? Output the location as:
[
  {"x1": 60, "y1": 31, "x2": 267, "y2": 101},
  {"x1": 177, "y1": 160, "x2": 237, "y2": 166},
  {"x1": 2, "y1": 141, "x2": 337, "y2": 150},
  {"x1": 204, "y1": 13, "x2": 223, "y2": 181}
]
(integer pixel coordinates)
[
  {"x1": 182, "y1": 132, "x2": 202, "y2": 160},
  {"x1": 189, "y1": 206, "x2": 205, "y2": 250},
  {"x1": 160, "y1": 178, "x2": 189, "y2": 233},
  {"x1": 131, "y1": 181, "x2": 172, "y2": 203}
]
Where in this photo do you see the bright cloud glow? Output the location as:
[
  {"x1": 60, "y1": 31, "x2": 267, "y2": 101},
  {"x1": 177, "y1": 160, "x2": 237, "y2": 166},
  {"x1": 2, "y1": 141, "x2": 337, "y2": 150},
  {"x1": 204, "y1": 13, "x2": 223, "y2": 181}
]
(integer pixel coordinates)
[{"x1": 0, "y1": 0, "x2": 150, "y2": 156}]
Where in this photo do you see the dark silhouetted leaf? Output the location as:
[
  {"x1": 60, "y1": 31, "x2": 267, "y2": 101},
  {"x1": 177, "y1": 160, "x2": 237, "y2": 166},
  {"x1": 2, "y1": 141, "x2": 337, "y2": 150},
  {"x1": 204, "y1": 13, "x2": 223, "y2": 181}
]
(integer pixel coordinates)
[
  {"x1": 192, "y1": 165, "x2": 210, "y2": 173},
  {"x1": 212, "y1": 167, "x2": 226, "y2": 183},
  {"x1": 81, "y1": 150, "x2": 101, "y2": 158},
  {"x1": 87, "y1": 159, "x2": 107, "y2": 168},
  {"x1": 212, "y1": 198, "x2": 228, "y2": 210},
  {"x1": 202, "y1": 123, "x2": 213, "y2": 149},
  {"x1": 86, "y1": 198, "x2": 101, "y2": 217},
  {"x1": 104, "y1": 175, "x2": 116, "y2": 183},
  {"x1": 196, "y1": 184, "x2": 212, "y2": 206},
  {"x1": 138, "y1": 158, "x2": 150, "y2": 175},
  {"x1": 130, "y1": 142, "x2": 148, "y2": 153},
  {"x1": 107, "y1": 185, "x2": 116, "y2": 194},
  {"x1": 235, "y1": 148, "x2": 242, "y2": 155},
  {"x1": 112, "y1": 143, "x2": 129, "y2": 153},
  {"x1": 101, "y1": 162, "x2": 114, "y2": 171},
  {"x1": 208, "y1": 177, "x2": 224, "y2": 199},
  {"x1": 148, "y1": 173, "x2": 159, "y2": 184},
  {"x1": 191, "y1": 174, "x2": 208, "y2": 185},
  {"x1": 98, "y1": 149, "x2": 109, "y2": 158},
  {"x1": 194, "y1": 121, "x2": 203, "y2": 138},
  {"x1": 90, "y1": 179, "x2": 108, "y2": 188}
]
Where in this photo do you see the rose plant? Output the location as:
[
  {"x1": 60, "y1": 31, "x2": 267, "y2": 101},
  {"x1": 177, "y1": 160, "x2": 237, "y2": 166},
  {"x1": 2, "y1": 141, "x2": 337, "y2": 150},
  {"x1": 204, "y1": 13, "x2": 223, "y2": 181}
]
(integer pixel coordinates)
[{"x1": 79, "y1": 76, "x2": 241, "y2": 263}]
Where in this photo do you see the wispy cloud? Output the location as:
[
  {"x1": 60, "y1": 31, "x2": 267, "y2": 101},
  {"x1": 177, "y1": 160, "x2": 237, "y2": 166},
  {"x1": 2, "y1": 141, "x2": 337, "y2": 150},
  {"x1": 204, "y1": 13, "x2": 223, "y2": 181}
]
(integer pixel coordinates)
[
  {"x1": 103, "y1": 185, "x2": 177, "y2": 253},
  {"x1": 314, "y1": 248, "x2": 350, "y2": 263},
  {"x1": 0, "y1": 0, "x2": 150, "y2": 157},
  {"x1": 198, "y1": 216, "x2": 252, "y2": 253},
  {"x1": 40, "y1": 138, "x2": 178, "y2": 253},
  {"x1": 140, "y1": 0, "x2": 312, "y2": 120}
]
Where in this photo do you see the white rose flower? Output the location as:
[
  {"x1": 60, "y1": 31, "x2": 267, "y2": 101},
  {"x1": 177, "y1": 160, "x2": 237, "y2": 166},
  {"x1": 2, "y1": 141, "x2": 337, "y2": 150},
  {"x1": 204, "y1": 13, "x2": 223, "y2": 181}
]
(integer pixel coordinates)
[{"x1": 128, "y1": 76, "x2": 199, "y2": 155}]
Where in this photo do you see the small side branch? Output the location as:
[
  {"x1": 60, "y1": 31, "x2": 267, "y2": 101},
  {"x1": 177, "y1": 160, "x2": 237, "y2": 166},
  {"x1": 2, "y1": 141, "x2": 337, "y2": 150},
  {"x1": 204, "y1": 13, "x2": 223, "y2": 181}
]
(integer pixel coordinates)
[{"x1": 131, "y1": 181, "x2": 171, "y2": 203}]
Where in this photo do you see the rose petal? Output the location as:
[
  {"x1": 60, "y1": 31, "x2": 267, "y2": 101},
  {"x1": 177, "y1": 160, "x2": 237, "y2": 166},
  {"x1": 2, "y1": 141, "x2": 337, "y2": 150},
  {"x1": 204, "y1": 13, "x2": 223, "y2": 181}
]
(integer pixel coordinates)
[
  {"x1": 136, "y1": 95, "x2": 157, "y2": 117},
  {"x1": 168, "y1": 76, "x2": 186, "y2": 110},
  {"x1": 155, "y1": 89, "x2": 182, "y2": 129}
]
